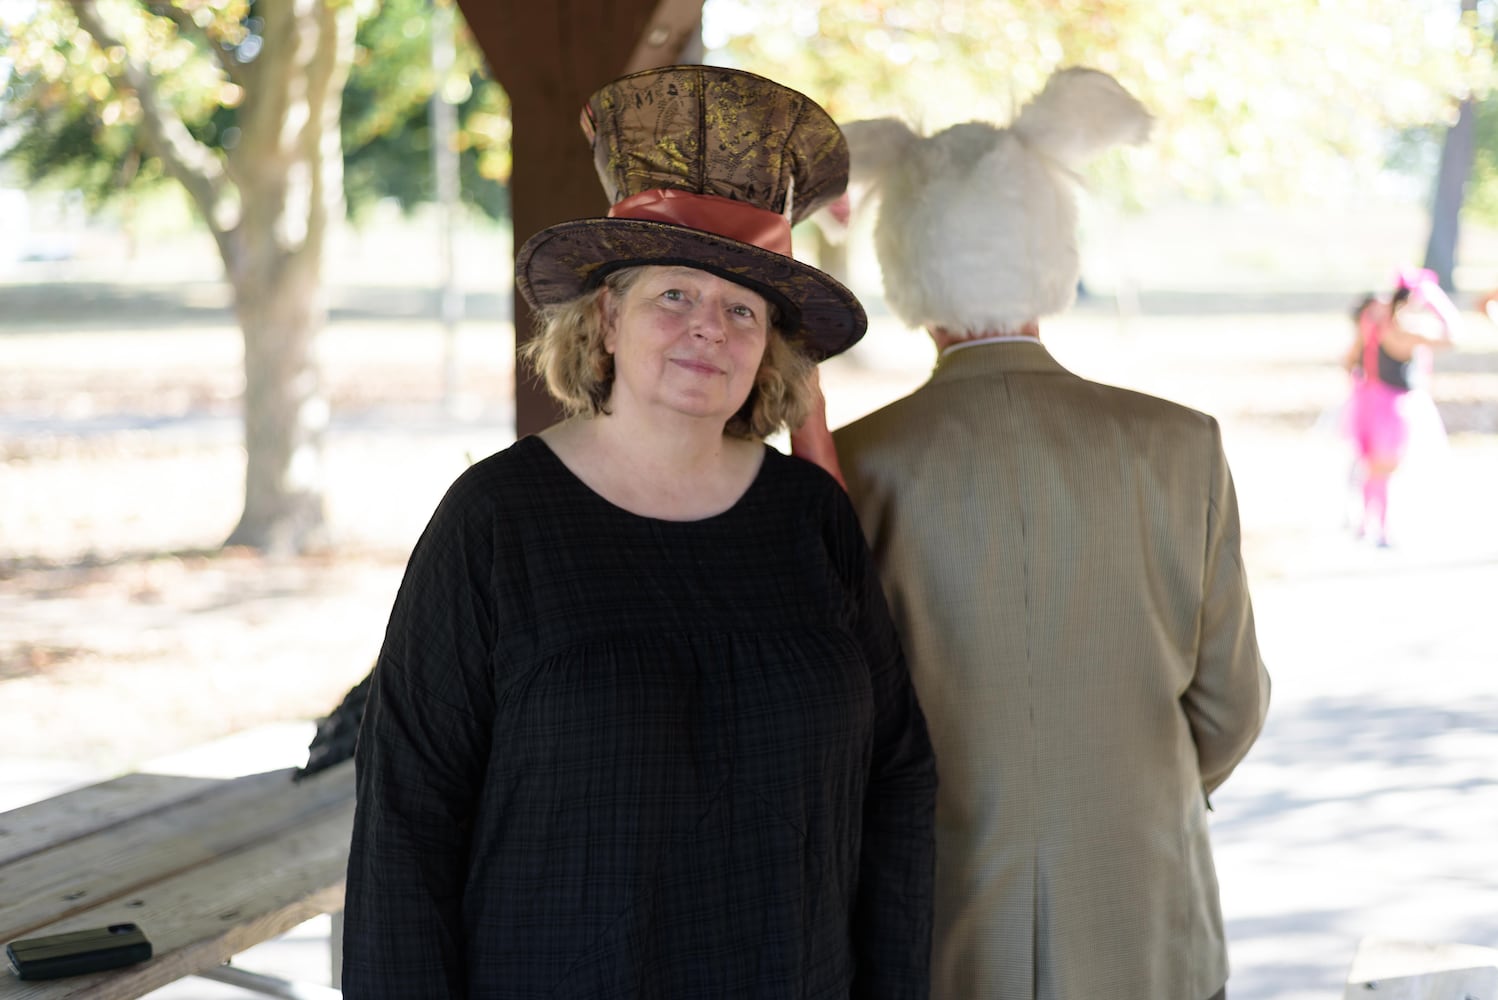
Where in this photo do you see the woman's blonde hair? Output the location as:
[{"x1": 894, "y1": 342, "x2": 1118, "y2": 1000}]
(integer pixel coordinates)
[{"x1": 520, "y1": 266, "x2": 817, "y2": 440}]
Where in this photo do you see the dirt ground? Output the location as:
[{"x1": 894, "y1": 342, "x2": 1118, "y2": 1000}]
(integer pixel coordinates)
[{"x1": 0, "y1": 280, "x2": 517, "y2": 774}]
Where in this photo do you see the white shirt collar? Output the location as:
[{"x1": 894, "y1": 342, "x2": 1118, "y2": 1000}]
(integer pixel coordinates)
[{"x1": 938, "y1": 333, "x2": 1043, "y2": 358}]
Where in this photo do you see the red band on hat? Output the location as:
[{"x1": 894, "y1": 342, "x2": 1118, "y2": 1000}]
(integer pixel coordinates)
[{"x1": 608, "y1": 189, "x2": 792, "y2": 257}]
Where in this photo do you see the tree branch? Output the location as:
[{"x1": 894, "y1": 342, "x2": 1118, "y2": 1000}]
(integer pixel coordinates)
[
  {"x1": 66, "y1": 0, "x2": 236, "y2": 241},
  {"x1": 233, "y1": 0, "x2": 294, "y2": 159},
  {"x1": 142, "y1": 0, "x2": 248, "y2": 89}
]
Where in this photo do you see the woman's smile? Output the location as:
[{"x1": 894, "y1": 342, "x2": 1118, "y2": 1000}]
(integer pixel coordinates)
[{"x1": 668, "y1": 356, "x2": 726, "y2": 376}]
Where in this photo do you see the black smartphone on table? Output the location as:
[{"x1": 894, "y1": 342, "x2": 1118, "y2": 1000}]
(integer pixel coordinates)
[{"x1": 5, "y1": 923, "x2": 153, "y2": 980}]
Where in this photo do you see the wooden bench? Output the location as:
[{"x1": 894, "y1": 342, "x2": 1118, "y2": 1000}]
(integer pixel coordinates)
[{"x1": 0, "y1": 760, "x2": 353, "y2": 999}]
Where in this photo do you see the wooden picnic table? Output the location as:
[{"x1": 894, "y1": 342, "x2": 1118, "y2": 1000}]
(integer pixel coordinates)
[{"x1": 0, "y1": 760, "x2": 353, "y2": 999}]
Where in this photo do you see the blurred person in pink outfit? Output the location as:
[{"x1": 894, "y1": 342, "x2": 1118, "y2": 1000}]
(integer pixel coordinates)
[{"x1": 1343, "y1": 268, "x2": 1457, "y2": 546}]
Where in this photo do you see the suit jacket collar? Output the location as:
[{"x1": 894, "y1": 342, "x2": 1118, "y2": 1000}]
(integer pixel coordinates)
[{"x1": 929, "y1": 339, "x2": 1073, "y2": 385}]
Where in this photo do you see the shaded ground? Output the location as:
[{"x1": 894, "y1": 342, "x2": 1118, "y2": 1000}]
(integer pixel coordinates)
[{"x1": 2, "y1": 276, "x2": 1496, "y2": 998}]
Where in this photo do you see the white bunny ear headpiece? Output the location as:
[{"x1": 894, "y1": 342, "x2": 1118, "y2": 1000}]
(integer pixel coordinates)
[{"x1": 838, "y1": 67, "x2": 1152, "y2": 334}]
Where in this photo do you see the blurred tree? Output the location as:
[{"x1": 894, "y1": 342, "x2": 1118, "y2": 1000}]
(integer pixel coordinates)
[
  {"x1": 707, "y1": 0, "x2": 1493, "y2": 232},
  {"x1": 1425, "y1": 102, "x2": 1477, "y2": 294},
  {"x1": 341, "y1": 0, "x2": 509, "y2": 221},
  {"x1": 1423, "y1": 0, "x2": 1493, "y2": 291},
  {"x1": 1464, "y1": 95, "x2": 1498, "y2": 225},
  {"x1": 1, "y1": 0, "x2": 509, "y2": 217},
  {"x1": 0, "y1": 0, "x2": 510, "y2": 554}
]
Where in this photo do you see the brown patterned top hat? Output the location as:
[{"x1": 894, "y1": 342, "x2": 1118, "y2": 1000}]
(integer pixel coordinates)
[{"x1": 515, "y1": 65, "x2": 867, "y2": 360}]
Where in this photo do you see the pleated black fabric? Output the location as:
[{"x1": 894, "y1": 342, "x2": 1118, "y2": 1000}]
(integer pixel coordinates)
[{"x1": 343, "y1": 436, "x2": 936, "y2": 999}]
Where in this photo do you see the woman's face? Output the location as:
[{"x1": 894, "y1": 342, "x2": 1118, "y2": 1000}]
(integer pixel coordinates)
[{"x1": 602, "y1": 265, "x2": 771, "y2": 427}]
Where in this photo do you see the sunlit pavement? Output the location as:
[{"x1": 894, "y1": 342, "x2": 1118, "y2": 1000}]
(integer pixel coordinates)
[{"x1": 1211, "y1": 528, "x2": 1498, "y2": 998}]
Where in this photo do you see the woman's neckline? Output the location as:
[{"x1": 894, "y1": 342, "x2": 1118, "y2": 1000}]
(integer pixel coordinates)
[{"x1": 524, "y1": 434, "x2": 772, "y2": 525}]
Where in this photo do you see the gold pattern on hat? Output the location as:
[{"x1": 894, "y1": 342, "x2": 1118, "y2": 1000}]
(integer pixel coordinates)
[{"x1": 585, "y1": 65, "x2": 847, "y2": 225}]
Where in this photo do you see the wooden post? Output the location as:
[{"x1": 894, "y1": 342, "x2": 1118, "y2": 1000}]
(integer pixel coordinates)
[{"x1": 453, "y1": 0, "x2": 705, "y2": 437}]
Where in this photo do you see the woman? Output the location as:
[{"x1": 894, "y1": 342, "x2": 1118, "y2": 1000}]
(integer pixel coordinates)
[
  {"x1": 1344, "y1": 268, "x2": 1456, "y2": 546},
  {"x1": 342, "y1": 65, "x2": 936, "y2": 999}
]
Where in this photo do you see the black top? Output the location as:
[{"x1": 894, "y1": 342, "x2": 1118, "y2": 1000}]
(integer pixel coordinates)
[
  {"x1": 343, "y1": 436, "x2": 936, "y2": 999},
  {"x1": 1375, "y1": 342, "x2": 1416, "y2": 391}
]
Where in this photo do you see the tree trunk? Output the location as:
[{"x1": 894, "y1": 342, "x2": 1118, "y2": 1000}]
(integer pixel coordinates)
[
  {"x1": 1423, "y1": 95, "x2": 1476, "y2": 292},
  {"x1": 216, "y1": 0, "x2": 354, "y2": 553},
  {"x1": 225, "y1": 251, "x2": 331, "y2": 552},
  {"x1": 1422, "y1": 0, "x2": 1480, "y2": 293}
]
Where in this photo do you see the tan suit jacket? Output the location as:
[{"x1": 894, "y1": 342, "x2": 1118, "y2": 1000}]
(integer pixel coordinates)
[{"x1": 835, "y1": 341, "x2": 1270, "y2": 1000}]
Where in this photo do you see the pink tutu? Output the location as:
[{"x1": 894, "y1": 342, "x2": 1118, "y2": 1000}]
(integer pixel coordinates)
[
  {"x1": 1343, "y1": 377, "x2": 1447, "y2": 462},
  {"x1": 1347, "y1": 380, "x2": 1410, "y2": 459}
]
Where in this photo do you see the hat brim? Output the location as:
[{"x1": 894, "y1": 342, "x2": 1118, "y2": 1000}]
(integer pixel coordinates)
[{"x1": 515, "y1": 218, "x2": 867, "y2": 360}]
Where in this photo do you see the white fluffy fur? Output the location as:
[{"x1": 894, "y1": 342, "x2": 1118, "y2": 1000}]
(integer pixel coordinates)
[{"x1": 839, "y1": 67, "x2": 1152, "y2": 333}]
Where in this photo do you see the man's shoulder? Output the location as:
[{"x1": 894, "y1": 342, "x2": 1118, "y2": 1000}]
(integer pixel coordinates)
[
  {"x1": 833, "y1": 387, "x2": 935, "y2": 457},
  {"x1": 1080, "y1": 379, "x2": 1218, "y2": 427},
  {"x1": 835, "y1": 371, "x2": 1218, "y2": 443}
]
